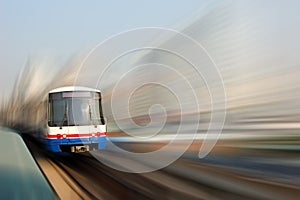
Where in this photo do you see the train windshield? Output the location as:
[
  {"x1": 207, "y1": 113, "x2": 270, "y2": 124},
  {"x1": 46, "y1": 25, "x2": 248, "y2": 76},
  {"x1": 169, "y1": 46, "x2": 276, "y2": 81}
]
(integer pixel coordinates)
[{"x1": 48, "y1": 91, "x2": 105, "y2": 127}]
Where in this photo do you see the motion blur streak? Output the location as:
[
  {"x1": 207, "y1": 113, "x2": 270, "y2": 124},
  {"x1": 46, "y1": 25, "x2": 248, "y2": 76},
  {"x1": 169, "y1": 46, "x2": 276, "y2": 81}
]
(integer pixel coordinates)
[
  {"x1": 0, "y1": 56, "x2": 82, "y2": 129},
  {"x1": 1, "y1": 0, "x2": 300, "y2": 199}
]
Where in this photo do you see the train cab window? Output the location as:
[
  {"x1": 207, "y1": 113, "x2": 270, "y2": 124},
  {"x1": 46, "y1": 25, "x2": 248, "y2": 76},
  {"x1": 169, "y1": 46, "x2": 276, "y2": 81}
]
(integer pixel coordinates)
[
  {"x1": 48, "y1": 91, "x2": 105, "y2": 127},
  {"x1": 68, "y1": 99, "x2": 90, "y2": 126},
  {"x1": 49, "y1": 99, "x2": 66, "y2": 127}
]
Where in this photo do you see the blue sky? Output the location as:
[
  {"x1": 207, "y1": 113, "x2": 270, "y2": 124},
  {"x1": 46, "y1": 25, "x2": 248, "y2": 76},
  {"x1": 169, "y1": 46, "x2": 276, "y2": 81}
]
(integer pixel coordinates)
[
  {"x1": 1, "y1": 0, "x2": 300, "y2": 99},
  {"x1": 0, "y1": 0, "x2": 207, "y2": 96}
]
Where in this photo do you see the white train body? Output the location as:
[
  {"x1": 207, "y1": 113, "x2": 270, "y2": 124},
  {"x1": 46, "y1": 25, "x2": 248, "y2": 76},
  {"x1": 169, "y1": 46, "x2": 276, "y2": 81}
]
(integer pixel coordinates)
[{"x1": 42, "y1": 86, "x2": 106, "y2": 153}]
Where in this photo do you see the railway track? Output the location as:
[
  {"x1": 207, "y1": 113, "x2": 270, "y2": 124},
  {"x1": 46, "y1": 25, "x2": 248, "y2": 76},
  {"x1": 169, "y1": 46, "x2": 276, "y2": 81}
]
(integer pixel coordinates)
[
  {"x1": 23, "y1": 136, "x2": 151, "y2": 200},
  {"x1": 23, "y1": 136, "x2": 92, "y2": 199},
  {"x1": 23, "y1": 136, "x2": 300, "y2": 200}
]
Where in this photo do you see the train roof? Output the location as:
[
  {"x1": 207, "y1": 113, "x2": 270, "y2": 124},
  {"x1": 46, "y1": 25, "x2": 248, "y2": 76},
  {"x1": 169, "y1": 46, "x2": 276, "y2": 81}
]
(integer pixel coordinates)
[{"x1": 49, "y1": 86, "x2": 101, "y2": 93}]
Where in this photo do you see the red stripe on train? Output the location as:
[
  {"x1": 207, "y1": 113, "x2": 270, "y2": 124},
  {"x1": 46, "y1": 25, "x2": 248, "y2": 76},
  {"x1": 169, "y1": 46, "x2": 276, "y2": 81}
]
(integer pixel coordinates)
[{"x1": 47, "y1": 132, "x2": 106, "y2": 139}]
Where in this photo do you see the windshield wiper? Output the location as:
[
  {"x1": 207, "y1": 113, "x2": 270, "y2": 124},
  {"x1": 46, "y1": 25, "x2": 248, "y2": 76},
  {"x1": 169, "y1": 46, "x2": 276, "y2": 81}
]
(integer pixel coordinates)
[
  {"x1": 88, "y1": 104, "x2": 95, "y2": 127},
  {"x1": 60, "y1": 100, "x2": 68, "y2": 129}
]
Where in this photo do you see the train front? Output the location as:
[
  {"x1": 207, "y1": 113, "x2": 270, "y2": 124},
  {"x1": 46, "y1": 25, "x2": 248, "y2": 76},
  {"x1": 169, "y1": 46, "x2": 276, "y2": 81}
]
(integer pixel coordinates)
[{"x1": 45, "y1": 87, "x2": 106, "y2": 153}]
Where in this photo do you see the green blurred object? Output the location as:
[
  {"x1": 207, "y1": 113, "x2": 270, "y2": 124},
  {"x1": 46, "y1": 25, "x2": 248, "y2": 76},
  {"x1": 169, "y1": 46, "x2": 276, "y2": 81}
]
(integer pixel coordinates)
[{"x1": 0, "y1": 127, "x2": 56, "y2": 200}]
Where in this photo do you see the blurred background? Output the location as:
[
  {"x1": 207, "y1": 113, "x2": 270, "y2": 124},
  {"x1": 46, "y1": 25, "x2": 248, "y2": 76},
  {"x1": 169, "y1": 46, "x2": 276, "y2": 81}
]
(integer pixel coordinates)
[{"x1": 1, "y1": 0, "x2": 300, "y2": 199}]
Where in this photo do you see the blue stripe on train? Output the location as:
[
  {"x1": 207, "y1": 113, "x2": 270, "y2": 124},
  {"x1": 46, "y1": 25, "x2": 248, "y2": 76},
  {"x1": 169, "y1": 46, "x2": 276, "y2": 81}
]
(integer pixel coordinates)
[{"x1": 43, "y1": 136, "x2": 106, "y2": 152}]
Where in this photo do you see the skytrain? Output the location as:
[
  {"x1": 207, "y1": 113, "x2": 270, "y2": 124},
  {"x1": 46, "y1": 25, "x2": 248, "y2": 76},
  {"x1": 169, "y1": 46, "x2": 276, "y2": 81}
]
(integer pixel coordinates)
[{"x1": 34, "y1": 86, "x2": 107, "y2": 153}]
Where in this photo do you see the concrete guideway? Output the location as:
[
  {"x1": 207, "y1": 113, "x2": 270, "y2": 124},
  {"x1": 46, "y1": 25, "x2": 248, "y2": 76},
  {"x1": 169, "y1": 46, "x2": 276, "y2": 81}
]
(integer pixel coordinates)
[
  {"x1": 18, "y1": 131, "x2": 300, "y2": 200},
  {"x1": 24, "y1": 137, "x2": 92, "y2": 200}
]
